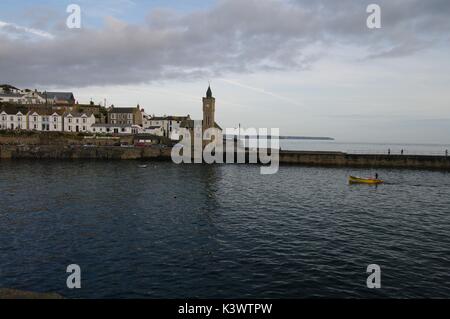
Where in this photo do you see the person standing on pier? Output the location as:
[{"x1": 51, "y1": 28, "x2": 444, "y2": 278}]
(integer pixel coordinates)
[
  {"x1": 388, "y1": 149, "x2": 391, "y2": 155},
  {"x1": 401, "y1": 149, "x2": 404, "y2": 155},
  {"x1": 446, "y1": 150, "x2": 448, "y2": 157}
]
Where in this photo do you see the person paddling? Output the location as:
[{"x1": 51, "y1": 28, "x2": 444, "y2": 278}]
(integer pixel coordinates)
[{"x1": 375, "y1": 173, "x2": 379, "y2": 180}]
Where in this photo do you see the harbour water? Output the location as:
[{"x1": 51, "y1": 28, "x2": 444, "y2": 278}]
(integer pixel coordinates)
[{"x1": 1, "y1": 160, "x2": 450, "y2": 298}]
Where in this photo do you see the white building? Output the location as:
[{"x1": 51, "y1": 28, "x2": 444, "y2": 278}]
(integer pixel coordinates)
[
  {"x1": 28, "y1": 110, "x2": 64, "y2": 132},
  {"x1": 90, "y1": 124, "x2": 143, "y2": 135},
  {"x1": 0, "y1": 108, "x2": 29, "y2": 130},
  {"x1": 64, "y1": 112, "x2": 96, "y2": 133},
  {"x1": 21, "y1": 91, "x2": 46, "y2": 105},
  {"x1": 0, "y1": 84, "x2": 20, "y2": 94},
  {"x1": 0, "y1": 85, "x2": 46, "y2": 105},
  {"x1": 143, "y1": 115, "x2": 191, "y2": 139},
  {"x1": 143, "y1": 126, "x2": 164, "y2": 136},
  {"x1": 0, "y1": 93, "x2": 26, "y2": 104}
]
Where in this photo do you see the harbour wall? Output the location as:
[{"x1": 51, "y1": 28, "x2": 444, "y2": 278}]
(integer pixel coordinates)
[
  {"x1": 1, "y1": 145, "x2": 450, "y2": 170},
  {"x1": 278, "y1": 150, "x2": 450, "y2": 170},
  {"x1": 0, "y1": 145, "x2": 172, "y2": 160}
]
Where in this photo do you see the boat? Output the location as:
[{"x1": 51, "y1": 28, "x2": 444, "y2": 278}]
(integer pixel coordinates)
[
  {"x1": 349, "y1": 176, "x2": 384, "y2": 185},
  {"x1": 138, "y1": 165, "x2": 148, "y2": 169}
]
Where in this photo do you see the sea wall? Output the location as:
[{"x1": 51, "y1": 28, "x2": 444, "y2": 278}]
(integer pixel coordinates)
[
  {"x1": 0, "y1": 133, "x2": 133, "y2": 146},
  {"x1": 278, "y1": 151, "x2": 450, "y2": 170},
  {"x1": 1, "y1": 145, "x2": 450, "y2": 170},
  {"x1": 0, "y1": 145, "x2": 172, "y2": 160}
]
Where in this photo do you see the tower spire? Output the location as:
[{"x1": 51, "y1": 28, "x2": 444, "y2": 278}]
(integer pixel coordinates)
[{"x1": 206, "y1": 84, "x2": 212, "y2": 98}]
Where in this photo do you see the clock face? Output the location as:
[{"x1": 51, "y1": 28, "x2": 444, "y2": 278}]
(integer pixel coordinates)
[{"x1": 206, "y1": 103, "x2": 210, "y2": 108}]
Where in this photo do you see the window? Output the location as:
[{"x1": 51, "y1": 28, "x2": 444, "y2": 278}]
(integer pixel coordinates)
[
  {"x1": 76, "y1": 119, "x2": 79, "y2": 124},
  {"x1": 107, "y1": 128, "x2": 110, "y2": 132},
  {"x1": 54, "y1": 117, "x2": 57, "y2": 122},
  {"x1": 83, "y1": 119, "x2": 86, "y2": 124},
  {"x1": 10, "y1": 116, "x2": 13, "y2": 121},
  {"x1": 68, "y1": 118, "x2": 72, "y2": 123},
  {"x1": 34, "y1": 124, "x2": 37, "y2": 129},
  {"x1": 121, "y1": 128, "x2": 125, "y2": 132},
  {"x1": 34, "y1": 116, "x2": 37, "y2": 122},
  {"x1": 68, "y1": 126, "x2": 72, "y2": 131},
  {"x1": 83, "y1": 126, "x2": 86, "y2": 131},
  {"x1": 54, "y1": 125, "x2": 57, "y2": 130}
]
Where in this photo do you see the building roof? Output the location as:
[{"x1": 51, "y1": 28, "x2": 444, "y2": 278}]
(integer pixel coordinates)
[
  {"x1": 206, "y1": 85, "x2": 213, "y2": 98},
  {"x1": 180, "y1": 119, "x2": 222, "y2": 130},
  {"x1": 45, "y1": 92, "x2": 75, "y2": 101},
  {"x1": 29, "y1": 108, "x2": 65, "y2": 116},
  {"x1": 0, "y1": 105, "x2": 30, "y2": 115},
  {"x1": 92, "y1": 124, "x2": 134, "y2": 128},
  {"x1": 109, "y1": 107, "x2": 139, "y2": 113},
  {"x1": 0, "y1": 84, "x2": 20, "y2": 91},
  {"x1": 64, "y1": 111, "x2": 94, "y2": 117},
  {"x1": 151, "y1": 115, "x2": 191, "y2": 121}
]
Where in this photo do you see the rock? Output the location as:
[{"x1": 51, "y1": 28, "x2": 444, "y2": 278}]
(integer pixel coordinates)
[{"x1": 0, "y1": 288, "x2": 63, "y2": 299}]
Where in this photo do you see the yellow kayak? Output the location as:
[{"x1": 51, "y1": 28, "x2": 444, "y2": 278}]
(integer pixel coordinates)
[{"x1": 349, "y1": 176, "x2": 384, "y2": 185}]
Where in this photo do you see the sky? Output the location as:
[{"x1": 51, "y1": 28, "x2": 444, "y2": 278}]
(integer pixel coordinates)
[{"x1": 1, "y1": 0, "x2": 450, "y2": 143}]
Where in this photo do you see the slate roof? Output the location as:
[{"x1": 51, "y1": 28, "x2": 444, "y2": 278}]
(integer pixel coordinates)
[
  {"x1": 180, "y1": 119, "x2": 222, "y2": 130},
  {"x1": 28, "y1": 108, "x2": 65, "y2": 116},
  {"x1": 92, "y1": 124, "x2": 135, "y2": 128},
  {"x1": 0, "y1": 105, "x2": 30, "y2": 115},
  {"x1": 64, "y1": 111, "x2": 94, "y2": 117},
  {"x1": 108, "y1": 107, "x2": 138, "y2": 113},
  {"x1": 151, "y1": 116, "x2": 191, "y2": 121},
  {"x1": 45, "y1": 92, "x2": 75, "y2": 101},
  {"x1": 0, "y1": 84, "x2": 20, "y2": 91}
]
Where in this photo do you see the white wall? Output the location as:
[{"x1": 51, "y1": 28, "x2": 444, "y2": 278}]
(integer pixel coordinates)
[
  {"x1": 0, "y1": 112, "x2": 27, "y2": 130},
  {"x1": 65, "y1": 114, "x2": 95, "y2": 133}
]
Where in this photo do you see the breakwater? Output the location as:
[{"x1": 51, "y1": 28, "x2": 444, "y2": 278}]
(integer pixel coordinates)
[
  {"x1": 1, "y1": 145, "x2": 450, "y2": 170},
  {"x1": 278, "y1": 150, "x2": 450, "y2": 170}
]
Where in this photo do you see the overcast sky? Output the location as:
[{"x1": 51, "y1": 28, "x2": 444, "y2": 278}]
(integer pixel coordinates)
[{"x1": 1, "y1": 0, "x2": 449, "y2": 143}]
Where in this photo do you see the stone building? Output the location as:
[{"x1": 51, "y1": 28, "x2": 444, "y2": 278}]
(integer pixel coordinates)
[
  {"x1": 107, "y1": 105, "x2": 143, "y2": 126},
  {"x1": 180, "y1": 85, "x2": 222, "y2": 145}
]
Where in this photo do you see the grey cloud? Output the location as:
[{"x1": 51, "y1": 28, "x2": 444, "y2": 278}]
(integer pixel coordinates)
[{"x1": 0, "y1": 0, "x2": 449, "y2": 87}]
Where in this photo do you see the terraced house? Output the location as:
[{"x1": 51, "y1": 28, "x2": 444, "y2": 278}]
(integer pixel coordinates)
[
  {"x1": 64, "y1": 112, "x2": 96, "y2": 133},
  {"x1": 0, "y1": 106, "x2": 29, "y2": 130},
  {"x1": 28, "y1": 109, "x2": 65, "y2": 132},
  {"x1": 107, "y1": 105, "x2": 143, "y2": 126}
]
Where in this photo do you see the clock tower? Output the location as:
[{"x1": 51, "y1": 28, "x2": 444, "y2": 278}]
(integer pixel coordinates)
[{"x1": 202, "y1": 85, "x2": 215, "y2": 136}]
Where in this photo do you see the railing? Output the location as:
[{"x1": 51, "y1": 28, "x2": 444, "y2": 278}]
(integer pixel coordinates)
[{"x1": 346, "y1": 149, "x2": 449, "y2": 156}]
